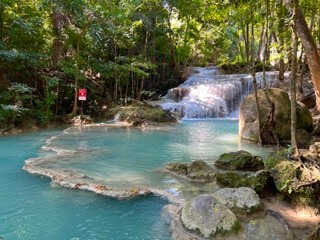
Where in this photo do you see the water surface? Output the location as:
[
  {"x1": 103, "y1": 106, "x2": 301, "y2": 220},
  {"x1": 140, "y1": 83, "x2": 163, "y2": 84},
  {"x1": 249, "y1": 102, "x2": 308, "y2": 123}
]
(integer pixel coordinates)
[{"x1": 0, "y1": 120, "x2": 272, "y2": 240}]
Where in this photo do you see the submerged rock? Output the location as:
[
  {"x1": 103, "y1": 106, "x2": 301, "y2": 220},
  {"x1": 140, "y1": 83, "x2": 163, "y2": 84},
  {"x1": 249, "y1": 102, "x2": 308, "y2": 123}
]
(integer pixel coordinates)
[
  {"x1": 165, "y1": 161, "x2": 215, "y2": 182},
  {"x1": 115, "y1": 102, "x2": 177, "y2": 125},
  {"x1": 181, "y1": 194, "x2": 241, "y2": 238},
  {"x1": 239, "y1": 88, "x2": 313, "y2": 145},
  {"x1": 215, "y1": 151, "x2": 265, "y2": 171},
  {"x1": 213, "y1": 187, "x2": 263, "y2": 214},
  {"x1": 215, "y1": 170, "x2": 271, "y2": 194}
]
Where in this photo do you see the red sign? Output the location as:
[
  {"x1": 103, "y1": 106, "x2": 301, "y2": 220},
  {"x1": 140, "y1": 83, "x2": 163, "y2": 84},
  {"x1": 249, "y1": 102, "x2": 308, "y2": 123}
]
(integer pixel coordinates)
[{"x1": 78, "y1": 89, "x2": 87, "y2": 101}]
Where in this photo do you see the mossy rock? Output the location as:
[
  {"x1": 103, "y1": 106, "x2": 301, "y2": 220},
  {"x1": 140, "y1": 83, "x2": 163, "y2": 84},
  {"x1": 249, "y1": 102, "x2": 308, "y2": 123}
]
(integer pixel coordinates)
[
  {"x1": 165, "y1": 161, "x2": 215, "y2": 182},
  {"x1": 265, "y1": 150, "x2": 289, "y2": 169},
  {"x1": 267, "y1": 153, "x2": 320, "y2": 210},
  {"x1": 269, "y1": 160, "x2": 302, "y2": 193},
  {"x1": 215, "y1": 151, "x2": 265, "y2": 171},
  {"x1": 215, "y1": 170, "x2": 271, "y2": 193},
  {"x1": 115, "y1": 102, "x2": 177, "y2": 125}
]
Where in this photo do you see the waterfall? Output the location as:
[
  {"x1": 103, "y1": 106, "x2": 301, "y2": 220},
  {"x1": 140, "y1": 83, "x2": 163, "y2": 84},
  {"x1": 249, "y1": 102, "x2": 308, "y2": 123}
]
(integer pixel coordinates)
[{"x1": 161, "y1": 67, "x2": 281, "y2": 119}]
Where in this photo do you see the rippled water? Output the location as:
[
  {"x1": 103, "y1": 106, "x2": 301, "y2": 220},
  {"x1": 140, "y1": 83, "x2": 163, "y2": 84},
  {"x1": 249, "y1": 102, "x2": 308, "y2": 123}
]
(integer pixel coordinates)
[{"x1": 0, "y1": 120, "x2": 273, "y2": 240}]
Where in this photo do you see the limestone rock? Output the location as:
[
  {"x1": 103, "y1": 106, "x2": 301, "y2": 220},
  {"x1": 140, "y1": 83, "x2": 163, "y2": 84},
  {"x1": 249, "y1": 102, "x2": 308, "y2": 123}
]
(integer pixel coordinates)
[
  {"x1": 239, "y1": 88, "x2": 313, "y2": 145},
  {"x1": 71, "y1": 115, "x2": 94, "y2": 125},
  {"x1": 266, "y1": 153, "x2": 320, "y2": 211},
  {"x1": 213, "y1": 187, "x2": 263, "y2": 214},
  {"x1": 215, "y1": 170, "x2": 271, "y2": 194},
  {"x1": 115, "y1": 102, "x2": 177, "y2": 125},
  {"x1": 215, "y1": 151, "x2": 265, "y2": 171},
  {"x1": 181, "y1": 194, "x2": 240, "y2": 238},
  {"x1": 165, "y1": 161, "x2": 215, "y2": 182}
]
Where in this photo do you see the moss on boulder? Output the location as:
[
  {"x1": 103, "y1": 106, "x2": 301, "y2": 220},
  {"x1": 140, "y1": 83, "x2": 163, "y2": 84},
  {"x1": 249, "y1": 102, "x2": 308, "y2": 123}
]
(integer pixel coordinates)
[
  {"x1": 215, "y1": 151, "x2": 265, "y2": 171},
  {"x1": 215, "y1": 170, "x2": 271, "y2": 194},
  {"x1": 114, "y1": 102, "x2": 177, "y2": 125},
  {"x1": 266, "y1": 153, "x2": 320, "y2": 211}
]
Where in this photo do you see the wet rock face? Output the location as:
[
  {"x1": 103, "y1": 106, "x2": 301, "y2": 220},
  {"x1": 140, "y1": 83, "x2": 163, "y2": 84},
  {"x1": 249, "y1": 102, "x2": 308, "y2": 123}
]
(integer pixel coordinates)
[
  {"x1": 213, "y1": 187, "x2": 263, "y2": 214},
  {"x1": 167, "y1": 87, "x2": 190, "y2": 102},
  {"x1": 181, "y1": 194, "x2": 240, "y2": 238},
  {"x1": 215, "y1": 170, "x2": 271, "y2": 194},
  {"x1": 239, "y1": 88, "x2": 313, "y2": 145},
  {"x1": 165, "y1": 161, "x2": 215, "y2": 182},
  {"x1": 215, "y1": 151, "x2": 265, "y2": 171}
]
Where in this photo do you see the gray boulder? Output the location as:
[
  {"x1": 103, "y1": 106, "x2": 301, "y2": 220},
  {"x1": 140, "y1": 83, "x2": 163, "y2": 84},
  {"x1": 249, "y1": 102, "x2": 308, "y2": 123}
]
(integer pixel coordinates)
[
  {"x1": 239, "y1": 88, "x2": 313, "y2": 145},
  {"x1": 181, "y1": 194, "x2": 241, "y2": 238},
  {"x1": 213, "y1": 187, "x2": 263, "y2": 214}
]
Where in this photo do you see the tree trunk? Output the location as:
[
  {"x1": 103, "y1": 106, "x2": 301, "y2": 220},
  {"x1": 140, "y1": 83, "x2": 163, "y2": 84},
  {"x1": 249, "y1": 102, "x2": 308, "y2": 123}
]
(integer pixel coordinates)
[
  {"x1": 251, "y1": 10, "x2": 263, "y2": 145},
  {"x1": 285, "y1": 0, "x2": 320, "y2": 112},
  {"x1": 277, "y1": 0, "x2": 286, "y2": 81},
  {"x1": 51, "y1": 5, "x2": 63, "y2": 67},
  {"x1": 72, "y1": 77, "x2": 78, "y2": 117},
  {"x1": 290, "y1": 0, "x2": 300, "y2": 157},
  {"x1": 0, "y1": 2, "x2": 4, "y2": 41}
]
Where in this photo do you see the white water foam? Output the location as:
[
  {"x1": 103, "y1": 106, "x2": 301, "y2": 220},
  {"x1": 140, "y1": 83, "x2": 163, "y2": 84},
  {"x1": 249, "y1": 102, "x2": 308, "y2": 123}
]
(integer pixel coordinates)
[{"x1": 161, "y1": 67, "x2": 282, "y2": 119}]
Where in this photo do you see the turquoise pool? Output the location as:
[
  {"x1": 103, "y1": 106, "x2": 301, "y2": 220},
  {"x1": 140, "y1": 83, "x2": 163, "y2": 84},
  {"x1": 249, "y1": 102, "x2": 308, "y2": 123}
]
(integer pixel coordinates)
[{"x1": 0, "y1": 120, "x2": 270, "y2": 240}]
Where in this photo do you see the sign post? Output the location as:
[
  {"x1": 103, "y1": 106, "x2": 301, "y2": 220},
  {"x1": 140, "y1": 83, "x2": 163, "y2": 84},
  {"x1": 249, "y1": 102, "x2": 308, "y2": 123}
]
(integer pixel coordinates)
[
  {"x1": 78, "y1": 89, "x2": 87, "y2": 101},
  {"x1": 78, "y1": 89, "x2": 87, "y2": 116}
]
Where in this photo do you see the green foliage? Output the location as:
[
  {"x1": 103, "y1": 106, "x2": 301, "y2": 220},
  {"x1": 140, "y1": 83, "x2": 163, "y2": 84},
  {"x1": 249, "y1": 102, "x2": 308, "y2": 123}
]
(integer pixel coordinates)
[{"x1": 0, "y1": 0, "x2": 318, "y2": 127}]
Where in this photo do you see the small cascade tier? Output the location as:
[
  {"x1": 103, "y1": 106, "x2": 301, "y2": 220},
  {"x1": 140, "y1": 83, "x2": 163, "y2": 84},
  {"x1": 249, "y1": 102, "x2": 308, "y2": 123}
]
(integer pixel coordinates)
[{"x1": 161, "y1": 67, "x2": 281, "y2": 118}]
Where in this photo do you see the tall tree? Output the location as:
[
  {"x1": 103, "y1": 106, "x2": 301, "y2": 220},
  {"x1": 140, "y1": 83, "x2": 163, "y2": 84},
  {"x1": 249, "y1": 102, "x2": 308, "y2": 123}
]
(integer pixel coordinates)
[
  {"x1": 290, "y1": 0, "x2": 300, "y2": 157},
  {"x1": 285, "y1": 0, "x2": 320, "y2": 112}
]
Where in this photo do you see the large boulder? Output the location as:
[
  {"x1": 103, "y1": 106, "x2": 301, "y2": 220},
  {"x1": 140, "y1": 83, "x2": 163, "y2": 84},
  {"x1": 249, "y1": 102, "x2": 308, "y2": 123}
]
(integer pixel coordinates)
[
  {"x1": 213, "y1": 187, "x2": 263, "y2": 214},
  {"x1": 165, "y1": 161, "x2": 215, "y2": 182},
  {"x1": 181, "y1": 194, "x2": 241, "y2": 238},
  {"x1": 115, "y1": 102, "x2": 177, "y2": 126},
  {"x1": 215, "y1": 170, "x2": 272, "y2": 194},
  {"x1": 266, "y1": 152, "x2": 320, "y2": 211},
  {"x1": 239, "y1": 88, "x2": 313, "y2": 144},
  {"x1": 215, "y1": 151, "x2": 265, "y2": 171}
]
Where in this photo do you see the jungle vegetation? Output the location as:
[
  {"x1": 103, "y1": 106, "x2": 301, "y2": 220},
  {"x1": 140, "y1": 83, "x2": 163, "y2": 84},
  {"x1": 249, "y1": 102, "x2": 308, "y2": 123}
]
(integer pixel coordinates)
[{"x1": 0, "y1": 0, "x2": 319, "y2": 128}]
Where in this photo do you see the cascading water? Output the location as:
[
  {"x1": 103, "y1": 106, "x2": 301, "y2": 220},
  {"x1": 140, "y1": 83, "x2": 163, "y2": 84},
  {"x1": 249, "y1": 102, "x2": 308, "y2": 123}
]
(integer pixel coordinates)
[{"x1": 161, "y1": 67, "x2": 281, "y2": 119}]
